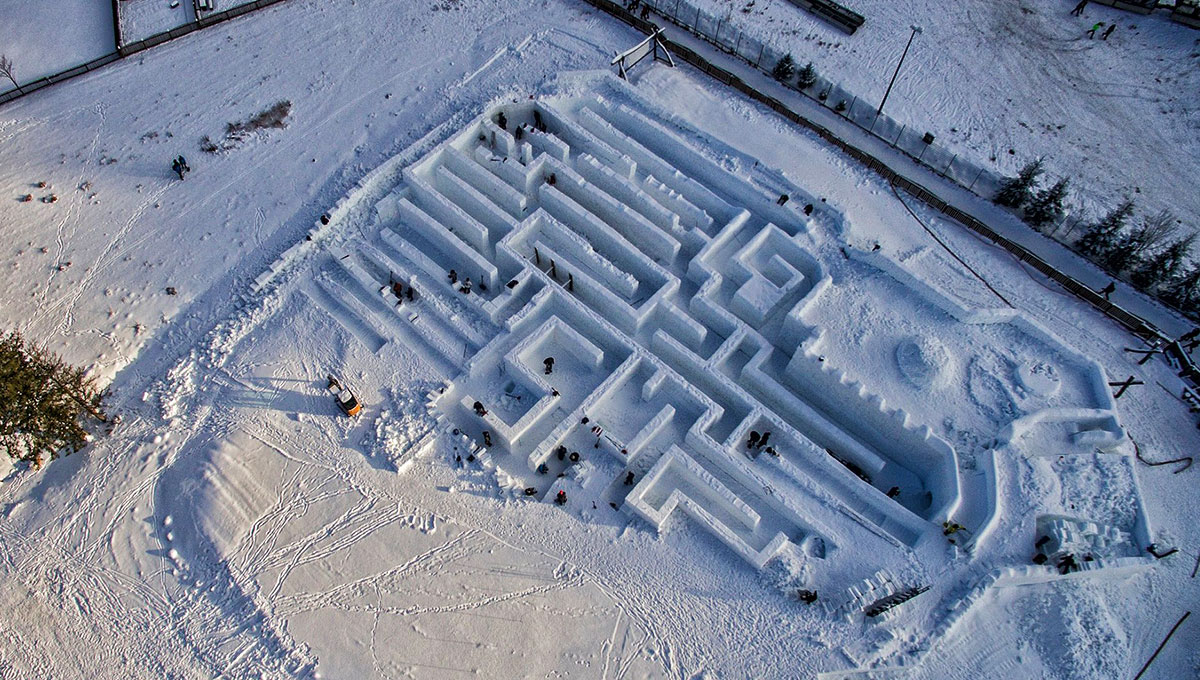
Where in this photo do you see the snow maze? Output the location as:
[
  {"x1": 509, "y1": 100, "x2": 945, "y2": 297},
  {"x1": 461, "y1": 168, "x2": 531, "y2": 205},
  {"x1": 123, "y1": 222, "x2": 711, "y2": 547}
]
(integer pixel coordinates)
[{"x1": 293, "y1": 83, "x2": 1151, "y2": 604}]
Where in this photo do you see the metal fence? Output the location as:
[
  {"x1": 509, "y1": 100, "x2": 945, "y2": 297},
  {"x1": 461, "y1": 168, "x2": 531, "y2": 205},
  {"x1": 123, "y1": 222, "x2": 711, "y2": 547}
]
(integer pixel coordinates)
[{"x1": 639, "y1": 0, "x2": 1005, "y2": 201}]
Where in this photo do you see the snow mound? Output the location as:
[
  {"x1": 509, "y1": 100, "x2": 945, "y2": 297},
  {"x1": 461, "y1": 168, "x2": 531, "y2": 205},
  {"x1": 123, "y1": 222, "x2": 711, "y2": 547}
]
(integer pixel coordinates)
[
  {"x1": 1015, "y1": 360, "x2": 1061, "y2": 398},
  {"x1": 161, "y1": 430, "x2": 282, "y2": 561},
  {"x1": 895, "y1": 337, "x2": 950, "y2": 389}
]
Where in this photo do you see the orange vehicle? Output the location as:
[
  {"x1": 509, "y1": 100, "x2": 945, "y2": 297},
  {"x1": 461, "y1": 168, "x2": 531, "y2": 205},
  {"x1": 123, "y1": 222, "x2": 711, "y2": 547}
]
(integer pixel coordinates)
[{"x1": 326, "y1": 375, "x2": 362, "y2": 417}]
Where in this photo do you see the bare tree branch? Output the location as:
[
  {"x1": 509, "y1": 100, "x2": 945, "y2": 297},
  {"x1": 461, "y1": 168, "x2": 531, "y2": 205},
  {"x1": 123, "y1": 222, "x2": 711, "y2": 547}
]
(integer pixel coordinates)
[{"x1": 0, "y1": 54, "x2": 15, "y2": 89}]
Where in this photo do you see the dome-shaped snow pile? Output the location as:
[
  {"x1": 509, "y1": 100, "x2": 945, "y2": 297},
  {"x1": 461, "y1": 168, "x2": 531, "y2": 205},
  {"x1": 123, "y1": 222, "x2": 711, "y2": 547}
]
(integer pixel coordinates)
[
  {"x1": 1016, "y1": 360, "x2": 1061, "y2": 398},
  {"x1": 895, "y1": 337, "x2": 951, "y2": 389}
]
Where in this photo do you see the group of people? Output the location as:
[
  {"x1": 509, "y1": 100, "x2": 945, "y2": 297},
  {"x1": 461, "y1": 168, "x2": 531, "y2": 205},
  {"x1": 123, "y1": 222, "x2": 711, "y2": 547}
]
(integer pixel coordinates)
[
  {"x1": 747, "y1": 430, "x2": 776, "y2": 457},
  {"x1": 170, "y1": 155, "x2": 191, "y2": 180},
  {"x1": 1072, "y1": 2, "x2": 1118, "y2": 40},
  {"x1": 448, "y1": 269, "x2": 477, "y2": 295}
]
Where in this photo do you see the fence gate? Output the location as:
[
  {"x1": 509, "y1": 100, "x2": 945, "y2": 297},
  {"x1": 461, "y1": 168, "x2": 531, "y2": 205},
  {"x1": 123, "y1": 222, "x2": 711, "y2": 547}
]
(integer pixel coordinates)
[{"x1": 611, "y1": 28, "x2": 675, "y2": 79}]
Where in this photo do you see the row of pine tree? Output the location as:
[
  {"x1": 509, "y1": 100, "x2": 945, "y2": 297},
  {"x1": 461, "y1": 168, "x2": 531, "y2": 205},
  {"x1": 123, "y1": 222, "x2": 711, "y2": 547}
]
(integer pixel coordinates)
[{"x1": 996, "y1": 159, "x2": 1198, "y2": 314}]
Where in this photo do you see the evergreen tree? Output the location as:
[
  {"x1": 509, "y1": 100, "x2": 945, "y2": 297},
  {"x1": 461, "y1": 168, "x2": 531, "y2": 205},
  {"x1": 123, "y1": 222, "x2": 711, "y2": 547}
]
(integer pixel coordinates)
[
  {"x1": 796, "y1": 61, "x2": 818, "y2": 89},
  {"x1": 994, "y1": 158, "x2": 1044, "y2": 208},
  {"x1": 1024, "y1": 177, "x2": 1069, "y2": 227},
  {"x1": 1105, "y1": 209, "x2": 1177, "y2": 275},
  {"x1": 1131, "y1": 234, "x2": 1195, "y2": 290},
  {"x1": 1076, "y1": 200, "x2": 1133, "y2": 261},
  {"x1": 773, "y1": 53, "x2": 796, "y2": 82},
  {"x1": 0, "y1": 331, "x2": 105, "y2": 464},
  {"x1": 1163, "y1": 264, "x2": 1200, "y2": 312}
]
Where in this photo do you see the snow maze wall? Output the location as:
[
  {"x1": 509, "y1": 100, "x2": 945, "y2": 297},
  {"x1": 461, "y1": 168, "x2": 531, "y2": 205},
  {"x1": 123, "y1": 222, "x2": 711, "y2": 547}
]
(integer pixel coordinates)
[{"x1": 296, "y1": 85, "x2": 1135, "y2": 586}]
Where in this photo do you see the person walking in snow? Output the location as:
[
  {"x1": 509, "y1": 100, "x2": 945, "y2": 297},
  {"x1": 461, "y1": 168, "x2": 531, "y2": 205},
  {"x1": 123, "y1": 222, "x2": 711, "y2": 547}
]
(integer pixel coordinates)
[
  {"x1": 449, "y1": 269, "x2": 458, "y2": 285},
  {"x1": 460, "y1": 277, "x2": 472, "y2": 295},
  {"x1": 496, "y1": 111, "x2": 508, "y2": 130},
  {"x1": 758, "y1": 431, "x2": 771, "y2": 450},
  {"x1": 473, "y1": 401, "x2": 488, "y2": 417},
  {"x1": 1070, "y1": 0, "x2": 1088, "y2": 16},
  {"x1": 747, "y1": 430, "x2": 761, "y2": 450},
  {"x1": 543, "y1": 357, "x2": 554, "y2": 375},
  {"x1": 1087, "y1": 22, "x2": 1103, "y2": 38},
  {"x1": 1099, "y1": 281, "x2": 1116, "y2": 300},
  {"x1": 1101, "y1": 24, "x2": 1116, "y2": 40},
  {"x1": 171, "y1": 156, "x2": 187, "y2": 180}
]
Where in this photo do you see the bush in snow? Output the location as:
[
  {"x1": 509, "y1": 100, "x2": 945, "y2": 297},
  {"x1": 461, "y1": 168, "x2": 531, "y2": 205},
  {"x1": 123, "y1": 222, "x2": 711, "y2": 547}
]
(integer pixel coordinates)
[
  {"x1": 773, "y1": 53, "x2": 796, "y2": 82},
  {"x1": 1024, "y1": 177, "x2": 1069, "y2": 228},
  {"x1": 796, "y1": 61, "x2": 818, "y2": 90},
  {"x1": 1131, "y1": 233, "x2": 1194, "y2": 291},
  {"x1": 1076, "y1": 199, "x2": 1133, "y2": 262},
  {"x1": 0, "y1": 331, "x2": 106, "y2": 465},
  {"x1": 994, "y1": 158, "x2": 1043, "y2": 208},
  {"x1": 0, "y1": 54, "x2": 15, "y2": 89}
]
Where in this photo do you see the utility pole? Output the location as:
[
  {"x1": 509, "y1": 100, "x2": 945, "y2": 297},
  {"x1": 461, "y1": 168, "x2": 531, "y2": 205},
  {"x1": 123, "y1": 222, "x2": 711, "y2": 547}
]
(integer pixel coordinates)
[{"x1": 877, "y1": 25, "x2": 922, "y2": 117}]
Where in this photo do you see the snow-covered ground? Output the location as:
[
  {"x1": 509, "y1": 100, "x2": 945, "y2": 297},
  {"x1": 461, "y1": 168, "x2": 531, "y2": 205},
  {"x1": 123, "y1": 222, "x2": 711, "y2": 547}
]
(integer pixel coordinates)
[
  {"x1": 673, "y1": 0, "x2": 1200, "y2": 234},
  {"x1": 0, "y1": 0, "x2": 1198, "y2": 678},
  {"x1": 0, "y1": 0, "x2": 114, "y2": 85}
]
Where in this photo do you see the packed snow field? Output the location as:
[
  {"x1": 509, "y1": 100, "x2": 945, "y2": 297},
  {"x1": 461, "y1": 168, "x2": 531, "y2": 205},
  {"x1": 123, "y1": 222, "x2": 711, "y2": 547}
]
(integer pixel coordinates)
[
  {"x1": 678, "y1": 0, "x2": 1200, "y2": 235},
  {"x1": 0, "y1": 0, "x2": 1198, "y2": 678}
]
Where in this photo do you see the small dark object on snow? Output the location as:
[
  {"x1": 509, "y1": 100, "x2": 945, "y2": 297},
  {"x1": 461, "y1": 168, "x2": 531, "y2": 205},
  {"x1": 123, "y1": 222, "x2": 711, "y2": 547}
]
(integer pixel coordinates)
[
  {"x1": 748, "y1": 430, "x2": 760, "y2": 449},
  {"x1": 609, "y1": 501, "x2": 618, "y2": 509},
  {"x1": 496, "y1": 111, "x2": 507, "y2": 130},
  {"x1": 507, "y1": 279, "x2": 519, "y2": 289},
  {"x1": 405, "y1": 286, "x2": 414, "y2": 301},
  {"x1": 759, "y1": 431, "x2": 770, "y2": 449},
  {"x1": 473, "y1": 401, "x2": 487, "y2": 417},
  {"x1": 551, "y1": 388, "x2": 559, "y2": 397},
  {"x1": 887, "y1": 486, "x2": 900, "y2": 498},
  {"x1": 449, "y1": 269, "x2": 458, "y2": 284},
  {"x1": 1148, "y1": 544, "x2": 1178, "y2": 559},
  {"x1": 1032, "y1": 552, "x2": 1048, "y2": 565},
  {"x1": 776, "y1": 194, "x2": 789, "y2": 206},
  {"x1": 567, "y1": 273, "x2": 574, "y2": 292},
  {"x1": 555, "y1": 490, "x2": 567, "y2": 505},
  {"x1": 547, "y1": 172, "x2": 557, "y2": 186},
  {"x1": 537, "y1": 463, "x2": 549, "y2": 474},
  {"x1": 514, "y1": 125, "x2": 524, "y2": 140},
  {"x1": 624, "y1": 471, "x2": 635, "y2": 485},
  {"x1": 524, "y1": 486, "x2": 538, "y2": 496},
  {"x1": 544, "y1": 357, "x2": 554, "y2": 374},
  {"x1": 581, "y1": 416, "x2": 589, "y2": 424},
  {"x1": 803, "y1": 203, "x2": 813, "y2": 215},
  {"x1": 569, "y1": 451, "x2": 580, "y2": 462},
  {"x1": 549, "y1": 259, "x2": 557, "y2": 279},
  {"x1": 533, "y1": 110, "x2": 546, "y2": 132},
  {"x1": 797, "y1": 589, "x2": 818, "y2": 604},
  {"x1": 467, "y1": 453, "x2": 475, "y2": 462},
  {"x1": 19, "y1": 194, "x2": 32, "y2": 202},
  {"x1": 556, "y1": 446, "x2": 567, "y2": 461},
  {"x1": 482, "y1": 430, "x2": 492, "y2": 447},
  {"x1": 320, "y1": 213, "x2": 330, "y2": 225},
  {"x1": 1036, "y1": 535, "x2": 1051, "y2": 548},
  {"x1": 165, "y1": 286, "x2": 177, "y2": 295}
]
